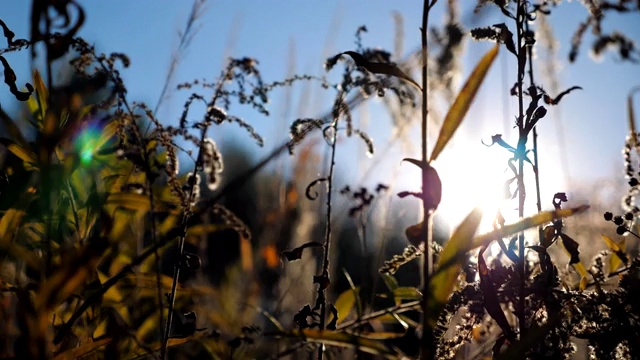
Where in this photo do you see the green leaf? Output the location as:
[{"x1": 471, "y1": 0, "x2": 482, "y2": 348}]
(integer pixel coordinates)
[
  {"x1": 334, "y1": 287, "x2": 358, "y2": 325},
  {"x1": 290, "y1": 329, "x2": 396, "y2": 358},
  {"x1": 430, "y1": 44, "x2": 499, "y2": 163},
  {"x1": 428, "y1": 207, "x2": 483, "y2": 327},
  {"x1": 381, "y1": 272, "x2": 399, "y2": 291}
]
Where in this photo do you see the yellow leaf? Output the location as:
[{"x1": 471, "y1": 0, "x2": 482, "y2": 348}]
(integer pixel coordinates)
[
  {"x1": 573, "y1": 262, "x2": 589, "y2": 291},
  {"x1": 428, "y1": 207, "x2": 483, "y2": 326},
  {"x1": 32, "y1": 69, "x2": 48, "y2": 122},
  {"x1": 471, "y1": 205, "x2": 589, "y2": 249},
  {"x1": 334, "y1": 287, "x2": 358, "y2": 325},
  {"x1": 135, "y1": 311, "x2": 161, "y2": 341},
  {"x1": 291, "y1": 329, "x2": 395, "y2": 358},
  {"x1": 97, "y1": 270, "x2": 124, "y2": 303},
  {"x1": 186, "y1": 223, "x2": 226, "y2": 236},
  {"x1": 7, "y1": 142, "x2": 37, "y2": 165},
  {"x1": 430, "y1": 44, "x2": 499, "y2": 163},
  {"x1": 393, "y1": 287, "x2": 422, "y2": 301}
]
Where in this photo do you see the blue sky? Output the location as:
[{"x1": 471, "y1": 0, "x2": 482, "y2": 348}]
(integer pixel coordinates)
[{"x1": 1, "y1": 1, "x2": 639, "y2": 226}]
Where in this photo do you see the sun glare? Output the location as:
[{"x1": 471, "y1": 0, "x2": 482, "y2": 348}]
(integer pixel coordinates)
[
  {"x1": 398, "y1": 136, "x2": 513, "y2": 237},
  {"x1": 433, "y1": 141, "x2": 509, "y2": 234}
]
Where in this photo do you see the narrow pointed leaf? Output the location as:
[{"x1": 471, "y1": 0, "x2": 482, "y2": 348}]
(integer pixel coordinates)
[
  {"x1": 428, "y1": 207, "x2": 483, "y2": 326},
  {"x1": 393, "y1": 287, "x2": 422, "y2": 301},
  {"x1": 430, "y1": 44, "x2": 499, "y2": 162},
  {"x1": 629, "y1": 87, "x2": 640, "y2": 148},
  {"x1": 471, "y1": 205, "x2": 589, "y2": 249}
]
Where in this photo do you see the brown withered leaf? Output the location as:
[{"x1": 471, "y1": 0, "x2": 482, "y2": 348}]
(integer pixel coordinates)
[
  {"x1": 478, "y1": 246, "x2": 516, "y2": 342},
  {"x1": 331, "y1": 51, "x2": 421, "y2": 90},
  {"x1": 281, "y1": 241, "x2": 323, "y2": 262},
  {"x1": 559, "y1": 233, "x2": 580, "y2": 265},
  {"x1": 543, "y1": 86, "x2": 582, "y2": 105}
]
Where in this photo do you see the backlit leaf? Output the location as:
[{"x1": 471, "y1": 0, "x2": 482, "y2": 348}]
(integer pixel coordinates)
[
  {"x1": 430, "y1": 44, "x2": 499, "y2": 162},
  {"x1": 1, "y1": 139, "x2": 37, "y2": 165},
  {"x1": 393, "y1": 287, "x2": 422, "y2": 301},
  {"x1": 428, "y1": 207, "x2": 483, "y2": 326},
  {"x1": 601, "y1": 235, "x2": 627, "y2": 273},
  {"x1": 334, "y1": 287, "x2": 358, "y2": 325},
  {"x1": 471, "y1": 205, "x2": 590, "y2": 250}
]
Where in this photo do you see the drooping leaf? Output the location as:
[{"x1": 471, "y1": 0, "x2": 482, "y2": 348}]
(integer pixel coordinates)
[
  {"x1": 281, "y1": 241, "x2": 322, "y2": 262},
  {"x1": 334, "y1": 287, "x2": 358, "y2": 325},
  {"x1": 430, "y1": 44, "x2": 499, "y2": 162},
  {"x1": 543, "y1": 86, "x2": 582, "y2": 105},
  {"x1": 330, "y1": 51, "x2": 421, "y2": 90},
  {"x1": 601, "y1": 234, "x2": 628, "y2": 273},
  {"x1": 559, "y1": 233, "x2": 580, "y2": 265},
  {"x1": 327, "y1": 304, "x2": 339, "y2": 330},
  {"x1": 428, "y1": 207, "x2": 483, "y2": 327},
  {"x1": 0, "y1": 55, "x2": 33, "y2": 101},
  {"x1": 478, "y1": 246, "x2": 516, "y2": 341},
  {"x1": 381, "y1": 272, "x2": 399, "y2": 291},
  {"x1": 289, "y1": 329, "x2": 396, "y2": 358},
  {"x1": 401, "y1": 158, "x2": 442, "y2": 211}
]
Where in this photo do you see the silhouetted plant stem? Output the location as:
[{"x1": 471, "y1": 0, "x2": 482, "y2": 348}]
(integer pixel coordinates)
[
  {"x1": 525, "y1": 19, "x2": 544, "y2": 246},
  {"x1": 420, "y1": 1, "x2": 437, "y2": 359},
  {"x1": 317, "y1": 96, "x2": 340, "y2": 360},
  {"x1": 516, "y1": 0, "x2": 527, "y2": 339}
]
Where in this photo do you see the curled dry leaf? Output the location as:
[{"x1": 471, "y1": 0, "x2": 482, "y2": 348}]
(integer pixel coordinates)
[
  {"x1": 328, "y1": 51, "x2": 421, "y2": 90},
  {"x1": 281, "y1": 241, "x2": 323, "y2": 262}
]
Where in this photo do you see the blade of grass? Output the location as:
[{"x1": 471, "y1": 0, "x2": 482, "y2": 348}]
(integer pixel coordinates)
[{"x1": 429, "y1": 44, "x2": 499, "y2": 163}]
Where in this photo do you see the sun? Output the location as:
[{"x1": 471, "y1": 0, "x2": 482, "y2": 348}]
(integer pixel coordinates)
[{"x1": 398, "y1": 136, "x2": 514, "y2": 237}]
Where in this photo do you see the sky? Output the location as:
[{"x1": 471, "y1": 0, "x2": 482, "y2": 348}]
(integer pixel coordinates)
[{"x1": 1, "y1": 1, "x2": 639, "y2": 229}]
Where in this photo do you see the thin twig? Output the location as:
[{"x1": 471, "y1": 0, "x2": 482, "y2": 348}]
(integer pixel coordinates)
[{"x1": 317, "y1": 93, "x2": 341, "y2": 360}]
